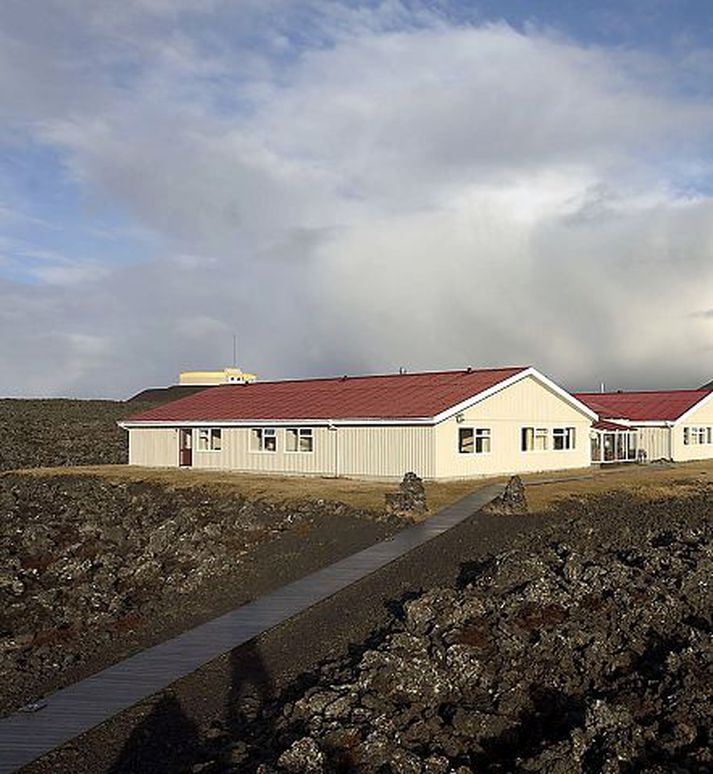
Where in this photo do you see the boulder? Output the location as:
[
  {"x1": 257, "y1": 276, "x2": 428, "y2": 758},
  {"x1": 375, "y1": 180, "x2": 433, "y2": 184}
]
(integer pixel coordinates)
[
  {"x1": 384, "y1": 472, "x2": 428, "y2": 520},
  {"x1": 486, "y1": 475, "x2": 528, "y2": 515}
]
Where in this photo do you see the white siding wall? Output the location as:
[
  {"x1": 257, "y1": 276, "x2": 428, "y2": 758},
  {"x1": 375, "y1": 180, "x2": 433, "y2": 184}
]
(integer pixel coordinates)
[
  {"x1": 336, "y1": 426, "x2": 434, "y2": 479},
  {"x1": 129, "y1": 424, "x2": 435, "y2": 479},
  {"x1": 672, "y1": 396, "x2": 713, "y2": 461},
  {"x1": 193, "y1": 427, "x2": 333, "y2": 475},
  {"x1": 635, "y1": 426, "x2": 672, "y2": 461},
  {"x1": 434, "y1": 376, "x2": 592, "y2": 478},
  {"x1": 128, "y1": 428, "x2": 177, "y2": 467}
]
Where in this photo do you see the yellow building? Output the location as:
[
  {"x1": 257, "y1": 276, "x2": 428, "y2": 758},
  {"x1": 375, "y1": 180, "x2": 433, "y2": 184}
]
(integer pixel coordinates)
[
  {"x1": 120, "y1": 366, "x2": 598, "y2": 480},
  {"x1": 178, "y1": 367, "x2": 257, "y2": 386}
]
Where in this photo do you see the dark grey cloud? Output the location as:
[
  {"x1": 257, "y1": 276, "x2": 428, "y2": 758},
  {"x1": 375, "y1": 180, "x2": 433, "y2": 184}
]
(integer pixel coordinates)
[{"x1": 1, "y1": 1, "x2": 713, "y2": 397}]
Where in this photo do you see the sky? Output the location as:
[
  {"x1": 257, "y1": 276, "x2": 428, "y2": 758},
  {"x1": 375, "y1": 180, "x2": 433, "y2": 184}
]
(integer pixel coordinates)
[{"x1": 1, "y1": 0, "x2": 713, "y2": 398}]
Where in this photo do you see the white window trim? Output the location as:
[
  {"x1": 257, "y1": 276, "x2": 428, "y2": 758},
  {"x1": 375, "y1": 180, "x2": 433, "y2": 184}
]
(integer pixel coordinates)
[
  {"x1": 521, "y1": 426, "x2": 549, "y2": 453},
  {"x1": 285, "y1": 427, "x2": 315, "y2": 454},
  {"x1": 250, "y1": 427, "x2": 278, "y2": 453},
  {"x1": 684, "y1": 426, "x2": 709, "y2": 446},
  {"x1": 552, "y1": 426, "x2": 576, "y2": 452},
  {"x1": 196, "y1": 427, "x2": 223, "y2": 452},
  {"x1": 458, "y1": 426, "x2": 492, "y2": 455}
]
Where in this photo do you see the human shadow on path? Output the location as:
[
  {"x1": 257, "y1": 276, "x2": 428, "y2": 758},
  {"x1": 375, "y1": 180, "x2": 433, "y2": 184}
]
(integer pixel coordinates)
[
  {"x1": 220, "y1": 640, "x2": 276, "y2": 765},
  {"x1": 109, "y1": 692, "x2": 204, "y2": 774}
]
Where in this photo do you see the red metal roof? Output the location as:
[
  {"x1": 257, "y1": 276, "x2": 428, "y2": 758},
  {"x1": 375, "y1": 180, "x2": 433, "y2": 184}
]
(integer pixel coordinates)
[
  {"x1": 576, "y1": 390, "x2": 711, "y2": 422},
  {"x1": 126, "y1": 367, "x2": 529, "y2": 423},
  {"x1": 593, "y1": 419, "x2": 632, "y2": 432}
]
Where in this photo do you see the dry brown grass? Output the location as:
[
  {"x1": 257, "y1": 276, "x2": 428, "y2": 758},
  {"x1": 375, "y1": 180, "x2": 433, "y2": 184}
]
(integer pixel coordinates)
[
  {"x1": 6, "y1": 459, "x2": 713, "y2": 516},
  {"x1": 524, "y1": 459, "x2": 713, "y2": 513}
]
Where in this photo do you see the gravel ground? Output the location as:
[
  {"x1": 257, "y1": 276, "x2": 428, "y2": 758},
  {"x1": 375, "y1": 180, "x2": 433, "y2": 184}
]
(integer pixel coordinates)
[
  {"x1": 177, "y1": 485, "x2": 712, "y2": 773},
  {"x1": 0, "y1": 473, "x2": 399, "y2": 716}
]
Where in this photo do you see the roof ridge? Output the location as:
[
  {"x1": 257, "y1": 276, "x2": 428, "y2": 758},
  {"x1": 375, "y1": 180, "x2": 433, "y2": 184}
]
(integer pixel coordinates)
[
  {"x1": 123, "y1": 365, "x2": 534, "y2": 424},
  {"x1": 215, "y1": 366, "x2": 530, "y2": 388},
  {"x1": 576, "y1": 388, "x2": 711, "y2": 396}
]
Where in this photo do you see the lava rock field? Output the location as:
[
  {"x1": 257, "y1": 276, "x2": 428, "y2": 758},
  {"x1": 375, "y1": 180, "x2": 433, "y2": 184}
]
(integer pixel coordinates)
[{"x1": 194, "y1": 487, "x2": 712, "y2": 773}]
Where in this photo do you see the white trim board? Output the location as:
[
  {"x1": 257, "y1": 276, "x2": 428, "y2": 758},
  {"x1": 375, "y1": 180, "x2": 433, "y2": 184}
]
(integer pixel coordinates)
[
  {"x1": 431, "y1": 367, "x2": 599, "y2": 424},
  {"x1": 674, "y1": 391, "x2": 713, "y2": 424}
]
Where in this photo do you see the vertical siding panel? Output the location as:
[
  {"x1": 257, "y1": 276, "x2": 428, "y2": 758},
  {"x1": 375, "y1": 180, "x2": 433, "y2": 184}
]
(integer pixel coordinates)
[
  {"x1": 668, "y1": 398, "x2": 713, "y2": 461},
  {"x1": 128, "y1": 428, "x2": 177, "y2": 467},
  {"x1": 434, "y1": 376, "x2": 592, "y2": 478},
  {"x1": 192, "y1": 427, "x2": 334, "y2": 475},
  {"x1": 337, "y1": 426, "x2": 434, "y2": 479},
  {"x1": 637, "y1": 427, "x2": 671, "y2": 461}
]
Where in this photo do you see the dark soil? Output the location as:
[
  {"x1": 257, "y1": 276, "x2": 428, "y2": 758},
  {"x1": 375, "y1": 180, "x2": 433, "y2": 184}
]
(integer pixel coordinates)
[
  {"x1": 0, "y1": 474, "x2": 399, "y2": 716},
  {"x1": 183, "y1": 486, "x2": 713, "y2": 773},
  {"x1": 0, "y1": 399, "x2": 157, "y2": 471}
]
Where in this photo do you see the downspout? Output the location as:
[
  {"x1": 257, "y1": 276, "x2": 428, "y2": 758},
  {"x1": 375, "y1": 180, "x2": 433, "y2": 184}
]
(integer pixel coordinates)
[{"x1": 329, "y1": 422, "x2": 339, "y2": 478}]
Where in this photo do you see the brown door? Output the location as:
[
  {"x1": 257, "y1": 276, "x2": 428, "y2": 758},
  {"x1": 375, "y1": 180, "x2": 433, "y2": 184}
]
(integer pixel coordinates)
[{"x1": 179, "y1": 428, "x2": 193, "y2": 467}]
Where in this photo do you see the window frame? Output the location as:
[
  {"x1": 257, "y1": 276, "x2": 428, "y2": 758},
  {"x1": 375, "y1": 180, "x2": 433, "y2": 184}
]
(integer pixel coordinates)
[
  {"x1": 286, "y1": 427, "x2": 315, "y2": 453},
  {"x1": 521, "y1": 426, "x2": 548, "y2": 452},
  {"x1": 196, "y1": 427, "x2": 222, "y2": 452},
  {"x1": 684, "y1": 426, "x2": 708, "y2": 446},
  {"x1": 458, "y1": 427, "x2": 491, "y2": 455},
  {"x1": 552, "y1": 427, "x2": 576, "y2": 451},
  {"x1": 250, "y1": 427, "x2": 278, "y2": 453}
]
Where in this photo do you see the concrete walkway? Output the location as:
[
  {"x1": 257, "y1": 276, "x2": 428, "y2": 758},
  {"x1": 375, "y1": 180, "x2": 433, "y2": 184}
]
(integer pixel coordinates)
[{"x1": 0, "y1": 484, "x2": 503, "y2": 774}]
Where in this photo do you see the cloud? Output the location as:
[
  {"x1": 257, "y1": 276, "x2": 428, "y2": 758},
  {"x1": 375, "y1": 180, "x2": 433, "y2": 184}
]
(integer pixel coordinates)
[{"x1": 1, "y1": 2, "x2": 713, "y2": 396}]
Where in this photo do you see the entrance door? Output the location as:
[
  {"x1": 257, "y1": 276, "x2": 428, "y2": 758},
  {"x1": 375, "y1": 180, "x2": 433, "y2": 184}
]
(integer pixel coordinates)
[{"x1": 179, "y1": 428, "x2": 193, "y2": 467}]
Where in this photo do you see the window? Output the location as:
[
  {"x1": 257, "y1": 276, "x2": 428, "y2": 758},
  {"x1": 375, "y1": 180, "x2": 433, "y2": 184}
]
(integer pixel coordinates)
[
  {"x1": 521, "y1": 427, "x2": 548, "y2": 452},
  {"x1": 458, "y1": 427, "x2": 473, "y2": 453},
  {"x1": 459, "y1": 427, "x2": 491, "y2": 454},
  {"x1": 458, "y1": 427, "x2": 490, "y2": 454},
  {"x1": 287, "y1": 427, "x2": 314, "y2": 453},
  {"x1": 553, "y1": 427, "x2": 576, "y2": 451},
  {"x1": 684, "y1": 427, "x2": 708, "y2": 445},
  {"x1": 197, "y1": 427, "x2": 222, "y2": 451},
  {"x1": 251, "y1": 427, "x2": 277, "y2": 452}
]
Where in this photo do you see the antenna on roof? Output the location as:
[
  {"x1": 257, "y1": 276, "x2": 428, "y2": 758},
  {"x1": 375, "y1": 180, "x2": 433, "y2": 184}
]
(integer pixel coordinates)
[
  {"x1": 600, "y1": 381, "x2": 605, "y2": 393},
  {"x1": 232, "y1": 334, "x2": 237, "y2": 368}
]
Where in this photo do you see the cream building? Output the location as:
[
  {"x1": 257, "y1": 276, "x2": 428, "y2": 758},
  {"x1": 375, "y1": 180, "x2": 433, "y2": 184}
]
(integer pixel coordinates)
[
  {"x1": 121, "y1": 366, "x2": 598, "y2": 480},
  {"x1": 576, "y1": 389, "x2": 713, "y2": 464}
]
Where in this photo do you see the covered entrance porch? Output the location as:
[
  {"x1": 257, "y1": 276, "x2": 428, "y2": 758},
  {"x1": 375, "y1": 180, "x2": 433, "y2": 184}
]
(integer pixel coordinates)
[{"x1": 590, "y1": 420, "x2": 639, "y2": 464}]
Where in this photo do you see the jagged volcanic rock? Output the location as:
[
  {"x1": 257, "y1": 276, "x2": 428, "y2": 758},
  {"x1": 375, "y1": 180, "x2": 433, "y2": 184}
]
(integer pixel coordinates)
[{"x1": 199, "y1": 487, "x2": 712, "y2": 773}]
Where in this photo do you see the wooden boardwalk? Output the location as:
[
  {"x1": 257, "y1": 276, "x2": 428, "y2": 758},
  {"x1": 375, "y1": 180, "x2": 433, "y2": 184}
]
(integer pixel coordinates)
[{"x1": 0, "y1": 484, "x2": 503, "y2": 773}]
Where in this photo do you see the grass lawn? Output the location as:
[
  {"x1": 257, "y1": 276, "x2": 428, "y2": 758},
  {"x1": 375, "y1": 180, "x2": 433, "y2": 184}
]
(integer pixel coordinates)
[
  {"x1": 7, "y1": 459, "x2": 713, "y2": 516},
  {"x1": 6, "y1": 464, "x2": 470, "y2": 513},
  {"x1": 524, "y1": 459, "x2": 713, "y2": 512}
]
